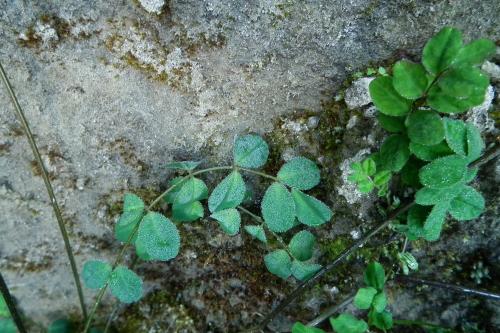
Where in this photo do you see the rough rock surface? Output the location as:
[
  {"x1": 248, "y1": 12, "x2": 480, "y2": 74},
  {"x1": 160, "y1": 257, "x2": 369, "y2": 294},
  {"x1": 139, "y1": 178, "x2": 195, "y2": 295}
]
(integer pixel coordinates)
[{"x1": 0, "y1": 0, "x2": 499, "y2": 332}]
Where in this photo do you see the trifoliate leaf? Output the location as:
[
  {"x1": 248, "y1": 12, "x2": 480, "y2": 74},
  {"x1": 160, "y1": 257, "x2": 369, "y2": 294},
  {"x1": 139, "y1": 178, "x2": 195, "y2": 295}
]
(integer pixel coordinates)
[
  {"x1": 376, "y1": 114, "x2": 406, "y2": 133},
  {"x1": 115, "y1": 193, "x2": 145, "y2": 243},
  {"x1": 419, "y1": 155, "x2": 468, "y2": 189},
  {"x1": 291, "y1": 260, "x2": 322, "y2": 281},
  {"x1": 208, "y1": 171, "x2": 246, "y2": 213},
  {"x1": 372, "y1": 292, "x2": 387, "y2": 313},
  {"x1": 136, "y1": 212, "x2": 180, "y2": 261},
  {"x1": 373, "y1": 171, "x2": 391, "y2": 187},
  {"x1": 415, "y1": 184, "x2": 463, "y2": 205},
  {"x1": 82, "y1": 260, "x2": 112, "y2": 290},
  {"x1": 0, "y1": 319, "x2": 16, "y2": 333},
  {"x1": 409, "y1": 141, "x2": 452, "y2": 162},
  {"x1": 165, "y1": 161, "x2": 201, "y2": 171},
  {"x1": 449, "y1": 186, "x2": 485, "y2": 221},
  {"x1": 261, "y1": 182, "x2": 295, "y2": 233},
  {"x1": 174, "y1": 177, "x2": 208, "y2": 205},
  {"x1": 422, "y1": 27, "x2": 462, "y2": 74},
  {"x1": 163, "y1": 177, "x2": 184, "y2": 204},
  {"x1": 444, "y1": 118, "x2": 467, "y2": 155},
  {"x1": 48, "y1": 319, "x2": 73, "y2": 333},
  {"x1": 292, "y1": 189, "x2": 332, "y2": 227},
  {"x1": 392, "y1": 60, "x2": 428, "y2": 99},
  {"x1": 172, "y1": 201, "x2": 204, "y2": 222},
  {"x1": 264, "y1": 250, "x2": 292, "y2": 279},
  {"x1": 377, "y1": 134, "x2": 410, "y2": 172},
  {"x1": 453, "y1": 39, "x2": 496, "y2": 67},
  {"x1": 427, "y1": 84, "x2": 485, "y2": 114},
  {"x1": 109, "y1": 266, "x2": 143, "y2": 303},
  {"x1": 330, "y1": 314, "x2": 368, "y2": 333},
  {"x1": 210, "y1": 208, "x2": 241, "y2": 236},
  {"x1": 277, "y1": 157, "x2": 321, "y2": 190},
  {"x1": 233, "y1": 134, "x2": 269, "y2": 168},
  {"x1": 244, "y1": 225, "x2": 267, "y2": 243},
  {"x1": 368, "y1": 309, "x2": 393, "y2": 331},
  {"x1": 369, "y1": 76, "x2": 411, "y2": 116},
  {"x1": 465, "y1": 123, "x2": 484, "y2": 162},
  {"x1": 348, "y1": 162, "x2": 366, "y2": 183},
  {"x1": 354, "y1": 287, "x2": 377, "y2": 310},
  {"x1": 288, "y1": 230, "x2": 316, "y2": 261},
  {"x1": 364, "y1": 262, "x2": 385, "y2": 291},
  {"x1": 407, "y1": 110, "x2": 445, "y2": 146},
  {"x1": 291, "y1": 322, "x2": 326, "y2": 333},
  {"x1": 423, "y1": 202, "x2": 449, "y2": 241},
  {"x1": 406, "y1": 205, "x2": 430, "y2": 241},
  {"x1": 438, "y1": 66, "x2": 489, "y2": 99}
]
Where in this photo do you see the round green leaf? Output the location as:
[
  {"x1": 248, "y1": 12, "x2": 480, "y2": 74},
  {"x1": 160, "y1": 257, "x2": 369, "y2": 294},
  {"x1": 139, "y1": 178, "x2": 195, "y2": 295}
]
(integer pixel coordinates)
[
  {"x1": 427, "y1": 84, "x2": 485, "y2": 114},
  {"x1": 419, "y1": 155, "x2": 468, "y2": 189},
  {"x1": 449, "y1": 186, "x2": 485, "y2": 221},
  {"x1": 354, "y1": 287, "x2": 377, "y2": 310},
  {"x1": 376, "y1": 114, "x2": 405, "y2": 133},
  {"x1": 291, "y1": 260, "x2": 322, "y2": 281},
  {"x1": 392, "y1": 60, "x2": 428, "y2": 99},
  {"x1": 422, "y1": 27, "x2": 463, "y2": 74},
  {"x1": 444, "y1": 118, "x2": 467, "y2": 155},
  {"x1": 48, "y1": 319, "x2": 73, "y2": 333},
  {"x1": 377, "y1": 134, "x2": 410, "y2": 172},
  {"x1": 136, "y1": 212, "x2": 180, "y2": 261},
  {"x1": 115, "y1": 193, "x2": 145, "y2": 243},
  {"x1": 409, "y1": 141, "x2": 452, "y2": 161},
  {"x1": 208, "y1": 171, "x2": 246, "y2": 213},
  {"x1": 438, "y1": 66, "x2": 489, "y2": 99},
  {"x1": 415, "y1": 184, "x2": 464, "y2": 206},
  {"x1": 407, "y1": 110, "x2": 445, "y2": 146},
  {"x1": 423, "y1": 202, "x2": 449, "y2": 241},
  {"x1": 264, "y1": 249, "x2": 292, "y2": 279},
  {"x1": 372, "y1": 292, "x2": 387, "y2": 313},
  {"x1": 288, "y1": 230, "x2": 316, "y2": 261},
  {"x1": 291, "y1": 322, "x2": 326, "y2": 333},
  {"x1": 165, "y1": 161, "x2": 201, "y2": 171},
  {"x1": 163, "y1": 177, "x2": 184, "y2": 204},
  {"x1": 277, "y1": 157, "x2": 320, "y2": 190},
  {"x1": 244, "y1": 225, "x2": 267, "y2": 243},
  {"x1": 330, "y1": 314, "x2": 368, "y2": 333},
  {"x1": 369, "y1": 76, "x2": 411, "y2": 116},
  {"x1": 210, "y1": 208, "x2": 241, "y2": 236},
  {"x1": 292, "y1": 189, "x2": 332, "y2": 227},
  {"x1": 82, "y1": 260, "x2": 112, "y2": 290},
  {"x1": 109, "y1": 266, "x2": 143, "y2": 303},
  {"x1": 368, "y1": 309, "x2": 393, "y2": 331},
  {"x1": 261, "y1": 182, "x2": 295, "y2": 233},
  {"x1": 174, "y1": 177, "x2": 208, "y2": 205},
  {"x1": 453, "y1": 39, "x2": 496, "y2": 67},
  {"x1": 233, "y1": 134, "x2": 269, "y2": 168},
  {"x1": 172, "y1": 201, "x2": 204, "y2": 222},
  {"x1": 364, "y1": 262, "x2": 385, "y2": 291}
]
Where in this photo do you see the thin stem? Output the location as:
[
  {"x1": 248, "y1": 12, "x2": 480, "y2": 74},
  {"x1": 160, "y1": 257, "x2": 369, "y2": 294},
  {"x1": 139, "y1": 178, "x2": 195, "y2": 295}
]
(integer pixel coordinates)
[
  {"x1": 394, "y1": 319, "x2": 457, "y2": 332},
  {"x1": 0, "y1": 62, "x2": 88, "y2": 320},
  {"x1": 0, "y1": 272, "x2": 27, "y2": 333},
  {"x1": 238, "y1": 167, "x2": 279, "y2": 181},
  {"x1": 307, "y1": 293, "x2": 355, "y2": 327}
]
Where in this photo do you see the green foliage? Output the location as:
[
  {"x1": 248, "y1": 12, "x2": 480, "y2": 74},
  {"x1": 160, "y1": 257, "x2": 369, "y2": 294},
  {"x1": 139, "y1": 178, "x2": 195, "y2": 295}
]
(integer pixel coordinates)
[
  {"x1": 208, "y1": 171, "x2": 246, "y2": 213},
  {"x1": 363, "y1": 262, "x2": 385, "y2": 291},
  {"x1": 277, "y1": 157, "x2": 320, "y2": 190},
  {"x1": 165, "y1": 160, "x2": 201, "y2": 171},
  {"x1": 244, "y1": 225, "x2": 267, "y2": 243},
  {"x1": 407, "y1": 111, "x2": 444, "y2": 146},
  {"x1": 292, "y1": 189, "x2": 332, "y2": 226},
  {"x1": 210, "y1": 208, "x2": 241, "y2": 236},
  {"x1": 419, "y1": 155, "x2": 468, "y2": 189},
  {"x1": 109, "y1": 266, "x2": 143, "y2": 303},
  {"x1": 261, "y1": 182, "x2": 295, "y2": 233},
  {"x1": 292, "y1": 322, "x2": 325, "y2": 333},
  {"x1": 172, "y1": 201, "x2": 204, "y2": 222},
  {"x1": 354, "y1": 287, "x2": 377, "y2": 310},
  {"x1": 398, "y1": 252, "x2": 419, "y2": 275},
  {"x1": 136, "y1": 212, "x2": 180, "y2": 261},
  {"x1": 392, "y1": 60, "x2": 428, "y2": 99},
  {"x1": 0, "y1": 295, "x2": 8, "y2": 317},
  {"x1": 330, "y1": 314, "x2": 368, "y2": 333},
  {"x1": 288, "y1": 230, "x2": 316, "y2": 261},
  {"x1": 290, "y1": 261, "x2": 322, "y2": 281},
  {"x1": 173, "y1": 177, "x2": 208, "y2": 205},
  {"x1": 369, "y1": 76, "x2": 411, "y2": 116},
  {"x1": 233, "y1": 134, "x2": 269, "y2": 168},
  {"x1": 348, "y1": 158, "x2": 391, "y2": 196},
  {"x1": 115, "y1": 193, "x2": 145, "y2": 243},
  {"x1": 82, "y1": 260, "x2": 112, "y2": 290},
  {"x1": 264, "y1": 250, "x2": 292, "y2": 279},
  {"x1": 422, "y1": 27, "x2": 462, "y2": 74}
]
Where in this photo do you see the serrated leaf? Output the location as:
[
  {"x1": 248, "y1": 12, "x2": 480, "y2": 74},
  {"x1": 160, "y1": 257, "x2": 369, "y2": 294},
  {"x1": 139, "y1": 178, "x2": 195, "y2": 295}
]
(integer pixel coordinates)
[
  {"x1": 407, "y1": 110, "x2": 445, "y2": 146},
  {"x1": 210, "y1": 208, "x2": 241, "y2": 236},
  {"x1": 48, "y1": 319, "x2": 73, "y2": 333},
  {"x1": 233, "y1": 134, "x2": 269, "y2": 168},
  {"x1": 208, "y1": 171, "x2": 246, "y2": 213},
  {"x1": 136, "y1": 212, "x2": 180, "y2": 261},
  {"x1": 264, "y1": 250, "x2": 292, "y2": 279},
  {"x1": 409, "y1": 141, "x2": 452, "y2": 161},
  {"x1": 449, "y1": 186, "x2": 485, "y2": 221},
  {"x1": 165, "y1": 160, "x2": 201, "y2": 171},
  {"x1": 444, "y1": 118, "x2": 467, "y2": 155},
  {"x1": 82, "y1": 260, "x2": 112, "y2": 290},
  {"x1": 288, "y1": 230, "x2": 316, "y2": 261},
  {"x1": 172, "y1": 201, "x2": 204, "y2": 222},
  {"x1": 369, "y1": 76, "x2": 411, "y2": 116},
  {"x1": 291, "y1": 322, "x2": 326, "y2": 333},
  {"x1": 372, "y1": 292, "x2": 387, "y2": 313},
  {"x1": 453, "y1": 39, "x2": 496, "y2": 67},
  {"x1": 373, "y1": 171, "x2": 391, "y2": 187},
  {"x1": 261, "y1": 182, "x2": 295, "y2": 233},
  {"x1": 364, "y1": 262, "x2": 385, "y2": 291},
  {"x1": 465, "y1": 123, "x2": 484, "y2": 162},
  {"x1": 163, "y1": 177, "x2": 184, "y2": 204},
  {"x1": 422, "y1": 27, "x2": 462, "y2": 74},
  {"x1": 244, "y1": 225, "x2": 267, "y2": 243},
  {"x1": 438, "y1": 66, "x2": 489, "y2": 99},
  {"x1": 291, "y1": 260, "x2": 322, "y2": 281},
  {"x1": 406, "y1": 205, "x2": 430, "y2": 241},
  {"x1": 415, "y1": 184, "x2": 464, "y2": 205},
  {"x1": 109, "y1": 266, "x2": 143, "y2": 303},
  {"x1": 427, "y1": 84, "x2": 485, "y2": 114},
  {"x1": 368, "y1": 309, "x2": 393, "y2": 331},
  {"x1": 292, "y1": 189, "x2": 332, "y2": 227},
  {"x1": 174, "y1": 177, "x2": 208, "y2": 205},
  {"x1": 277, "y1": 157, "x2": 321, "y2": 190},
  {"x1": 115, "y1": 193, "x2": 145, "y2": 243},
  {"x1": 423, "y1": 202, "x2": 449, "y2": 241},
  {"x1": 377, "y1": 113, "x2": 405, "y2": 133},
  {"x1": 354, "y1": 287, "x2": 377, "y2": 310},
  {"x1": 419, "y1": 155, "x2": 468, "y2": 189},
  {"x1": 377, "y1": 134, "x2": 410, "y2": 172},
  {"x1": 330, "y1": 314, "x2": 368, "y2": 333},
  {"x1": 392, "y1": 60, "x2": 428, "y2": 99}
]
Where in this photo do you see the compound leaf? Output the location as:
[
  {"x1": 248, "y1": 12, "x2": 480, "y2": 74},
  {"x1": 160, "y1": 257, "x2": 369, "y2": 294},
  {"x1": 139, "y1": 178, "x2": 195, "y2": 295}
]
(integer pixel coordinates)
[
  {"x1": 291, "y1": 322, "x2": 326, "y2": 333},
  {"x1": 364, "y1": 262, "x2": 385, "y2": 291},
  {"x1": 422, "y1": 27, "x2": 462, "y2": 74},
  {"x1": 369, "y1": 76, "x2": 411, "y2": 116},
  {"x1": 136, "y1": 212, "x2": 180, "y2": 261},
  {"x1": 453, "y1": 39, "x2": 496, "y2": 67},
  {"x1": 261, "y1": 182, "x2": 295, "y2": 233},
  {"x1": 288, "y1": 230, "x2": 316, "y2": 261},
  {"x1": 354, "y1": 287, "x2": 377, "y2": 310},
  {"x1": 409, "y1": 141, "x2": 452, "y2": 162},
  {"x1": 449, "y1": 186, "x2": 485, "y2": 221},
  {"x1": 210, "y1": 208, "x2": 241, "y2": 236},
  {"x1": 330, "y1": 314, "x2": 368, "y2": 333},
  {"x1": 264, "y1": 249, "x2": 292, "y2": 279},
  {"x1": 277, "y1": 157, "x2": 321, "y2": 190},
  {"x1": 419, "y1": 155, "x2": 468, "y2": 189},
  {"x1": 109, "y1": 266, "x2": 143, "y2": 303},
  {"x1": 438, "y1": 66, "x2": 489, "y2": 99},
  {"x1": 172, "y1": 201, "x2": 204, "y2": 222},
  {"x1": 165, "y1": 161, "x2": 201, "y2": 171},
  {"x1": 407, "y1": 110, "x2": 445, "y2": 146},
  {"x1": 208, "y1": 171, "x2": 246, "y2": 213},
  {"x1": 377, "y1": 134, "x2": 410, "y2": 172},
  {"x1": 115, "y1": 193, "x2": 145, "y2": 243},
  {"x1": 292, "y1": 189, "x2": 332, "y2": 227},
  {"x1": 82, "y1": 260, "x2": 112, "y2": 290},
  {"x1": 233, "y1": 134, "x2": 269, "y2": 168},
  {"x1": 392, "y1": 60, "x2": 428, "y2": 99},
  {"x1": 291, "y1": 260, "x2": 322, "y2": 281},
  {"x1": 244, "y1": 225, "x2": 267, "y2": 243}
]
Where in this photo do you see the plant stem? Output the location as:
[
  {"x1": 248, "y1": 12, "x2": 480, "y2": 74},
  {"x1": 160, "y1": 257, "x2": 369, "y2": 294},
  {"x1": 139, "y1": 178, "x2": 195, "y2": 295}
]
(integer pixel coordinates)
[
  {"x1": 0, "y1": 272, "x2": 27, "y2": 333},
  {"x1": 307, "y1": 293, "x2": 355, "y2": 327},
  {"x1": 0, "y1": 62, "x2": 88, "y2": 320},
  {"x1": 238, "y1": 167, "x2": 279, "y2": 181}
]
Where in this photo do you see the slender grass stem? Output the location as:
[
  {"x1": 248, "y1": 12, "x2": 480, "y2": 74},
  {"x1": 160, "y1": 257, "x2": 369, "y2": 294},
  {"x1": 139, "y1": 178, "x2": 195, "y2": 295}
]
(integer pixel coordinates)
[
  {"x1": 0, "y1": 272, "x2": 27, "y2": 333},
  {"x1": 0, "y1": 62, "x2": 88, "y2": 320}
]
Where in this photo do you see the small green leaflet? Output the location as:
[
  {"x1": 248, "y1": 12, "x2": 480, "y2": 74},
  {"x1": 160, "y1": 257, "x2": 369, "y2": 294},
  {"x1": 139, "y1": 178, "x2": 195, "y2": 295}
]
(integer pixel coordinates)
[
  {"x1": 291, "y1": 260, "x2": 322, "y2": 281},
  {"x1": 292, "y1": 189, "x2": 332, "y2": 227},
  {"x1": 115, "y1": 193, "x2": 145, "y2": 243},
  {"x1": 165, "y1": 160, "x2": 201, "y2": 171},
  {"x1": 244, "y1": 225, "x2": 267, "y2": 243},
  {"x1": 364, "y1": 262, "x2": 385, "y2": 291},
  {"x1": 452, "y1": 39, "x2": 496, "y2": 67},
  {"x1": 233, "y1": 134, "x2": 269, "y2": 168},
  {"x1": 82, "y1": 260, "x2": 112, "y2": 290},
  {"x1": 369, "y1": 76, "x2": 411, "y2": 116},
  {"x1": 264, "y1": 249, "x2": 292, "y2": 279},
  {"x1": 438, "y1": 66, "x2": 489, "y2": 100},
  {"x1": 261, "y1": 182, "x2": 296, "y2": 233},
  {"x1": 354, "y1": 287, "x2": 377, "y2": 310},
  {"x1": 277, "y1": 157, "x2": 321, "y2": 190},
  {"x1": 172, "y1": 201, "x2": 204, "y2": 222},
  {"x1": 210, "y1": 208, "x2": 241, "y2": 236},
  {"x1": 423, "y1": 202, "x2": 449, "y2": 241},
  {"x1": 368, "y1": 309, "x2": 393, "y2": 331},
  {"x1": 419, "y1": 154, "x2": 468, "y2": 189},
  {"x1": 465, "y1": 123, "x2": 484, "y2": 162},
  {"x1": 291, "y1": 322, "x2": 325, "y2": 333},
  {"x1": 330, "y1": 314, "x2": 368, "y2": 333},
  {"x1": 398, "y1": 252, "x2": 419, "y2": 275},
  {"x1": 407, "y1": 110, "x2": 445, "y2": 146},
  {"x1": 427, "y1": 84, "x2": 485, "y2": 114},
  {"x1": 409, "y1": 141, "x2": 451, "y2": 162},
  {"x1": 444, "y1": 118, "x2": 467, "y2": 155},
  {"x1": 208, "y1": 171, "x2": 246, "y2": 213},
  {"x1": 135, "y1": 238, "x2": 152, "y2": 261},
  {"x1": 449, "y1": 186, "x2": 485, "y2": 221},
  {"x1": 288, "y1": 230, "x2": 316, "y2": 261},
  {"x1": 377, "y1": 134, "x2": 410, "y2": 172},
  {"x1": 136, "y1": 212, "x2": 180, "y2": 261},
  {"x1": 392, "y1": 60, "x2": 428, "y2": 99},
  {"x1": 422, "y1": 27, "x2": 463, "y2": 75},
  {"x1": 174, "y1": 177, "x2": 208, "y2": 205},
  {"x1": 376, "y1": 113, "x2": 405, "y2": 133},
  {"x1": 109, "y1": 266, "x2": 143, "y2": 303},
  {"x1": 163, "y1": 177, "x2": 184, "y2": 204},
  {"x1": 415, "y1": 184, "x2": 464, "y2": 206},
  {"x1": 372, "y1": 291, "x2": 387, "y2": 313}
]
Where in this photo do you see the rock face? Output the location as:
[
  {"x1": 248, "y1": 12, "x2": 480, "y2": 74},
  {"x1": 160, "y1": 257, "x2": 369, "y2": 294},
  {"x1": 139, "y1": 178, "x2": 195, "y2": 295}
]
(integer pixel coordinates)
[{"x1": 0, "y1": 0, "x2": 499, "y2": 331}]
